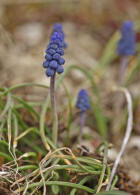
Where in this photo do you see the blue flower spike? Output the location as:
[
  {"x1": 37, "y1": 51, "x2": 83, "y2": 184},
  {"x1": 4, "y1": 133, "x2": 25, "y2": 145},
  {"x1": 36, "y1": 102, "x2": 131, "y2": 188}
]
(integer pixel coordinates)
[
  {"x1": 117, "y1": 21, "x2": 136, "y2": 85},
  {"x1": 76, "y1": 89, "x2": 91, "y2": 142},
  {"x1": 117, "y1": 21, "x2": 136, "y2": 56},
  {"x1": 42, "y1": 23, "x2": 66, "y2": 77},
  {"x1": 76, "y1": 89, "x2": 91, "y2": 112}
]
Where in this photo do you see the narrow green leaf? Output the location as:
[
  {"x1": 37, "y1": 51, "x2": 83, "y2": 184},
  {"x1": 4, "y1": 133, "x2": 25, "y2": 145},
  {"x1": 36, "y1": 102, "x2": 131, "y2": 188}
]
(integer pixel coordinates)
[
  {"x1": 0, "y1": 83, "x2": 49, "y2": 97},
  {"x1": 96, "y1": 190, "x2": 131, "y2": 195},
  {"x1": 12, "y1": 95, "x2": 39, "y2": 120},
  {"x1": 16, "y1": 180, "x2": 96, "y2": 193},
  {"x1": 95, "y1": 31, "x2": 119, "y2": 74},
  {"x1": 0, "y1": 152, "x2": 13, "y2": 161},
  {"x1": 125, "y1": 57, "x2": 140, "y2": 86},
  {"x1": 90, "y1": 99, "x2": 107, "y2": 139}
]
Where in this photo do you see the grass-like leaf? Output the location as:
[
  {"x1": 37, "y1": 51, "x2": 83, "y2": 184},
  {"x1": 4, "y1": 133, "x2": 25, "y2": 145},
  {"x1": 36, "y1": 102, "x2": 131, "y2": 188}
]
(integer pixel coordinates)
[
  {"x1": 125, "y1": 57, "x2": 140, "y2": 86},
  {"x1": 96, "y1": 190, "x2": 131, "y2": 195},
  {"x1": 94, "y1": 31, "x2": 119, "y2": 77}
]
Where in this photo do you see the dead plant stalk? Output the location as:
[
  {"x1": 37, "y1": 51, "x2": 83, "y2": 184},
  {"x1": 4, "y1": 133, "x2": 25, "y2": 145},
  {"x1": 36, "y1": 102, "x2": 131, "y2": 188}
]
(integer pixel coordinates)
[{"x1": 106, "y1": 87, "x2": 133, "y2": 190}]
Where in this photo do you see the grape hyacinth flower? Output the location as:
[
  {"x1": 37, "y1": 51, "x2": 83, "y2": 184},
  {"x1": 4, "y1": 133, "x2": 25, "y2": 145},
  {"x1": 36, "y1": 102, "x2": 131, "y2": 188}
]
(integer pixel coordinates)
[
  {"x1": 117, "y1": 21, "x2": 136, "y2": 85},
  {"x1": 42, "y1": 23, "x2": 66, "y2": 146},
  {"x1": 76, "y1": 89, "x2": 91, "y2": 141},
  {"x1": 117, "y1": 21, "x2": 136, "y2": 56},
  {"x1": 43, "y1": 23, "x2": 66, "y2": 77}
]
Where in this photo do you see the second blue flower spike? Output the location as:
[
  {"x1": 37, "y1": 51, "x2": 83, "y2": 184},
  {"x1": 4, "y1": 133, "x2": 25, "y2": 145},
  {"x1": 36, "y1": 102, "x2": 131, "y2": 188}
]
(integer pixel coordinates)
[
  {"x1": 117, "y1": 21, "x2": 136, "y2": 56},
  {"x1": 76, "y1": 89, "x2": 91, "y2": 142},
  {"x1": 76, "y1": 89, "x2": 91, "y2": 112}
]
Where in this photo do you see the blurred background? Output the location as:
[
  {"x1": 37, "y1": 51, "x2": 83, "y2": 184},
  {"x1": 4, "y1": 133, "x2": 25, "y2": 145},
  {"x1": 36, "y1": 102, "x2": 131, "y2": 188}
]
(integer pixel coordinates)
[
  {"x1": 0, "y1": 0, "x2": 140, "y2": 184},
  {"x1": 0, "y1": 0, "x2": 140, "y2": 85}
]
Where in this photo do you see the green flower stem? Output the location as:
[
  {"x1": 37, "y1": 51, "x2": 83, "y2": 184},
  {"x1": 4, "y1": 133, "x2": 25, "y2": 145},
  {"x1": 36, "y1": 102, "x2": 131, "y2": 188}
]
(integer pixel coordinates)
[
  {"x1": 50, "y1": 73, "x2": 58, "y2": 146},
  {"x1": 119, "y1": 56, "x2": 129, "y2": 86},
  {"x1": 79, "y1": 111, "x2": 86, "y2": 142}
]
